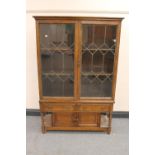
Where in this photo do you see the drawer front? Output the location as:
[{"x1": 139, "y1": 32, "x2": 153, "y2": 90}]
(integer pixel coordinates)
[
  {"x1": 41, "y1": 103, "x2": 74, "y2": 112},
  {"x1": 79, "y1": 104, "x2": 112, "y2": 112},
  {"x1": 41, "y1": 103, "x2": 112, "y2": 112}
]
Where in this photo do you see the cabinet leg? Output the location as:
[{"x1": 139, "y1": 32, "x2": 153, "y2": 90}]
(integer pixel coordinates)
[
  {"x1": 107, "y1": 127, "x2": 111, "y2": 134},
  {"x1": 40, "y1": 112, "x2": 47, "y2": 133},
  {"x1": 107, "y1": 112, "x2": 112, "y2": 134},
  {"x1": 41, "y1": 125, "x2": 47, "y2": 133}
]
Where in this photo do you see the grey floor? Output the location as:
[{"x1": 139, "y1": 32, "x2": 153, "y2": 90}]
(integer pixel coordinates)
[{"x1": 26, "y1": 116, "x2": 129, "y2": 155}]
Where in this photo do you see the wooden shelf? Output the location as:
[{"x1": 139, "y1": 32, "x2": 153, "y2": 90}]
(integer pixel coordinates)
[
  {"x1": 82, "y1": 72, "x2": 112, "y2": 76},
  {"x1": 45, "y1": 126, "x2": 109, "y2": 132},
  {"x1": 41, "y1": 48, "x2": 114, "y2": 51},
  {"x1": 82, "y1": 48, "x2": 114, "y2": 51},
  {"x1": 41, "y1": 48, "x2": 73, "y2": 51},
  {"x1": 42, "y1": 72, "x2": 73, "y2": 76},
  {"x1": 42, "y1": 72, "x2": 112, "y2": 76}
]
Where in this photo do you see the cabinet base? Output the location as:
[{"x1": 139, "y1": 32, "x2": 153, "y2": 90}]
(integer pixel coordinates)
[
  {"x1": 42, "y1": 126, "x2": 111, "y2": 134},
  {"x1": 41, "y1": 112, "x2": 112, "y2": 134}
]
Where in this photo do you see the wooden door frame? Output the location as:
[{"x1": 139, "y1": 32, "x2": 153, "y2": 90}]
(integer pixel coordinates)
[
  {"x1": 35, "y1": 18, "x2": 78, "y2": 101},
  {"x1": 78, "y1": 20, "x2": 122, "y2": 101},
  {"x1": 34, "y1": 16, "x2": 123, "y2": 102}
]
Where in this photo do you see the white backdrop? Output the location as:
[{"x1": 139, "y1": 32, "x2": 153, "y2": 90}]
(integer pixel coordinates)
[{"x1": 26, "y1": 0, "x2": 129, "y2": 111}]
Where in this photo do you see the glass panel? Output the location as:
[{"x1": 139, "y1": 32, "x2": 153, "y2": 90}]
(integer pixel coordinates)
[
  {"x1": 40, "y1": 24, "x2": 74, "y2": 97},
  {"x1": 81, "y1": 24, "x2": 116, "y2": 97}
]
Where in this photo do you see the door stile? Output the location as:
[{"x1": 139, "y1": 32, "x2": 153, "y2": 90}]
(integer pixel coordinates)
[
  {"x1": 36, "y1": 21, "x2": 43, "y2": 99},
  {"x1": 74, "y1": 22, "x2": 79, "y2": 99},
  {"x1": 111, "y1": 22, "x2": 122, "y2": 100},
  {"x1": 76, "y1": 22, "x2": 82, "y2": 100}
]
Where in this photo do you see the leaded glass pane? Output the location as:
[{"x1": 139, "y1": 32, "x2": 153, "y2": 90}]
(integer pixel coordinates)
[
  {"x1": 40, "y1": 24, "x2": 74, "y2": 97},
  {"x1": 81, "y1": 24, "x2": 116, "y2": 97}
]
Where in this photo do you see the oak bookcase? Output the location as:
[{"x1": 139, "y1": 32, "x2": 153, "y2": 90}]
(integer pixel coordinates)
[{"x1": 34, "y1": 16, "x2": 123, "y2": 134}]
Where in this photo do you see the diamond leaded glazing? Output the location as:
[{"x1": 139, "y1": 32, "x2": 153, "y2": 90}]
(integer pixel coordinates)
[
  {"x1": 40, "y1": 24, "x2": 74, "y2": 96},
  {"x1": 81, "y1": 24, "x2": 117, "y2": 97}
]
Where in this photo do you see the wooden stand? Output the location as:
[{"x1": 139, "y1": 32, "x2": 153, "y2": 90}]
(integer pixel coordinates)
[{"x1": 41, "y1": 111, "x2": 112, "y2": 134}]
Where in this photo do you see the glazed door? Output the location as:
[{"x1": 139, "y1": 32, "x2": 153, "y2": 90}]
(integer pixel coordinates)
[
  {"x1": 80, "y1": 23, "x2": 117, "y2": 98},
  {"x1": 37, "y1": 21, "x2": 119, "y2": 99},
  {"x1": 38, "y1": 23, "x2": 76, "y2": 97}
]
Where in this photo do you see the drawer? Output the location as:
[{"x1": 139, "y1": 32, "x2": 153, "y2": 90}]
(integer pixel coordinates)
[
  {"x1": 79, "y1": 104, "x2": 112, "y2": 112},
  {"x1": 41, "y1": 103, "x2": 112, "y2": 112},
  {"x1": 41, "y1": 103, "x2": 74, "y2": 112}
]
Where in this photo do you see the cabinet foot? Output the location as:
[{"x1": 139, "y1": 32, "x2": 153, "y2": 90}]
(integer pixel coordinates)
[
  {"x1": 107, "y1": 127, "x2": 111, "y2": 134},
  {"x1": 41, "y1": 126, "x2": 47, "y2": 134}
]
